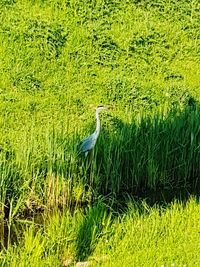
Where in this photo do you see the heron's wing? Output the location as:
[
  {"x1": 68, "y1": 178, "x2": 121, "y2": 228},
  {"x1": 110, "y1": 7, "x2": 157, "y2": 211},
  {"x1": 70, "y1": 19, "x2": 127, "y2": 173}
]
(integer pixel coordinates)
[{"x1": 79, "y1": 132, "x2": 97, "y2": 153}]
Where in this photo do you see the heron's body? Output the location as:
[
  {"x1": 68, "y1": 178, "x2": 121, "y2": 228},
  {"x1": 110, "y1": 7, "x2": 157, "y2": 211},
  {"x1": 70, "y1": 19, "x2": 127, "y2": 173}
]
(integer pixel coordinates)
[
  {"x1": 78, "y1": 105, "x2": 106, "y2": 156},
  {"x1": 79, "y1": 132, "x2": 98, "y2": 155}
]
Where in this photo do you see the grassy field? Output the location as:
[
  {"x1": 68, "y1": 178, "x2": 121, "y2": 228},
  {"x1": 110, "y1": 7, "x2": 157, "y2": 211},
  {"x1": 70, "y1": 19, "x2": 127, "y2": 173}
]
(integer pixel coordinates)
[{"x1": 0, "y1": 0, "x2": 200, "y2": 265}]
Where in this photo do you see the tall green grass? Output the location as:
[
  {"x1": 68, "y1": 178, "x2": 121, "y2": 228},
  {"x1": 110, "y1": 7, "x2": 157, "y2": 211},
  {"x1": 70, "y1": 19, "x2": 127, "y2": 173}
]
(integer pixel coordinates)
[{"x1": 0, "y1": 102, "x2": 199, "y2": 219}]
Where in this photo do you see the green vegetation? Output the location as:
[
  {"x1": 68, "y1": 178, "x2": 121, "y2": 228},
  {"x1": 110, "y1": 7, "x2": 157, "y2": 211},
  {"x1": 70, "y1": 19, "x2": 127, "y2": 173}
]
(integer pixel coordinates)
[
  {"x1": 0, "y1": 0, "x2": 200, "y2": 265},
  {"x1": 1, "y1": 198, "x2": 200, "y2": 266}
]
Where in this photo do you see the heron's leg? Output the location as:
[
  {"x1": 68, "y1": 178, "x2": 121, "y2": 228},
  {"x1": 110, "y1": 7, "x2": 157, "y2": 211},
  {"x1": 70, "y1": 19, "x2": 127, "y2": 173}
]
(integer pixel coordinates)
[
  {"x1": 83, "y1": 149, "x2": 94, "y2": 188},
  {"x1": 88, "y1": 149, "x2": 95, "y2": 186}
]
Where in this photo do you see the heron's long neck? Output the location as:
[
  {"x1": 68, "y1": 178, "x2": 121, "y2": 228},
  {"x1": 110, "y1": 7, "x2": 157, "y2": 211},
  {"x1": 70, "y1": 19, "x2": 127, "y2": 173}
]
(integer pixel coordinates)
[{"x1": 95, "y1": 110, "x2": 101, "y2": 136}]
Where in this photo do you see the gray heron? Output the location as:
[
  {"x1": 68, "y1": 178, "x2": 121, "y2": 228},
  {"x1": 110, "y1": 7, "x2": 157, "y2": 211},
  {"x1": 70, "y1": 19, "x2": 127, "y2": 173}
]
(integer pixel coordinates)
[{"x1": 78, "y1": 105, "x2": 107, "y2": 157}]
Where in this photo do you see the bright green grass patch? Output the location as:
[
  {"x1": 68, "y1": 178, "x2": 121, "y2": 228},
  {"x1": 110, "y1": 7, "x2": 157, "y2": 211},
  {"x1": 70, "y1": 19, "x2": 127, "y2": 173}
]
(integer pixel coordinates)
[
  {"x1": 1, "y1": 198, "x2": 200, "y2": 266},
  {"x1": 1, "y1": 0, "x2": 200, "y2": 153},
  {"x1": 1, "y1": 0, "x2": 200, "y2": 148}
]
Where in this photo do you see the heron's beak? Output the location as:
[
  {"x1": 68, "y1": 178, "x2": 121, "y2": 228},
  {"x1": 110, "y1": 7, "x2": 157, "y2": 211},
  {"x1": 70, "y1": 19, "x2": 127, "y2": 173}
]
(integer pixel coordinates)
[{"x1": 95, "y1": 104, "x2": 112, "y2": 110}]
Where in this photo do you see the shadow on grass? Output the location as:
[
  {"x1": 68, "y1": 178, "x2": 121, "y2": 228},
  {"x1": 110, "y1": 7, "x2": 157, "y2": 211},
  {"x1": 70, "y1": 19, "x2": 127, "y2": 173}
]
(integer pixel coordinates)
[
  {"x1": 75, "y1": 201, "x2": 108, "y2": 261},
  {"x1": 93, "y1": 96, "x2": 200, "y2": 205}
]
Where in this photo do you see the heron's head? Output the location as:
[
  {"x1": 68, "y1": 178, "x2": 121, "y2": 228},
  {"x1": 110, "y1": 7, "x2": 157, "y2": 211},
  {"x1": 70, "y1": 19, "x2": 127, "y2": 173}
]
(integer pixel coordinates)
[{"x1": 96, "y1": 105, "x2": 107, "y2": 113}]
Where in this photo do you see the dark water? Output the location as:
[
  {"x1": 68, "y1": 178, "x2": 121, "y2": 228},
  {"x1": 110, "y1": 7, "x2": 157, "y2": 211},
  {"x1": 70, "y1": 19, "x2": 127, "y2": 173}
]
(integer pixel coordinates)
[
  {"x1": 0, "y1": 214, "x2": 44, "y2": 250},
  {"x1": 0, "y1": 220, "x2": 15, "y2": 249},
  {"x1": 0, "y1": 219, "x2": 26, "y2": 249}
]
